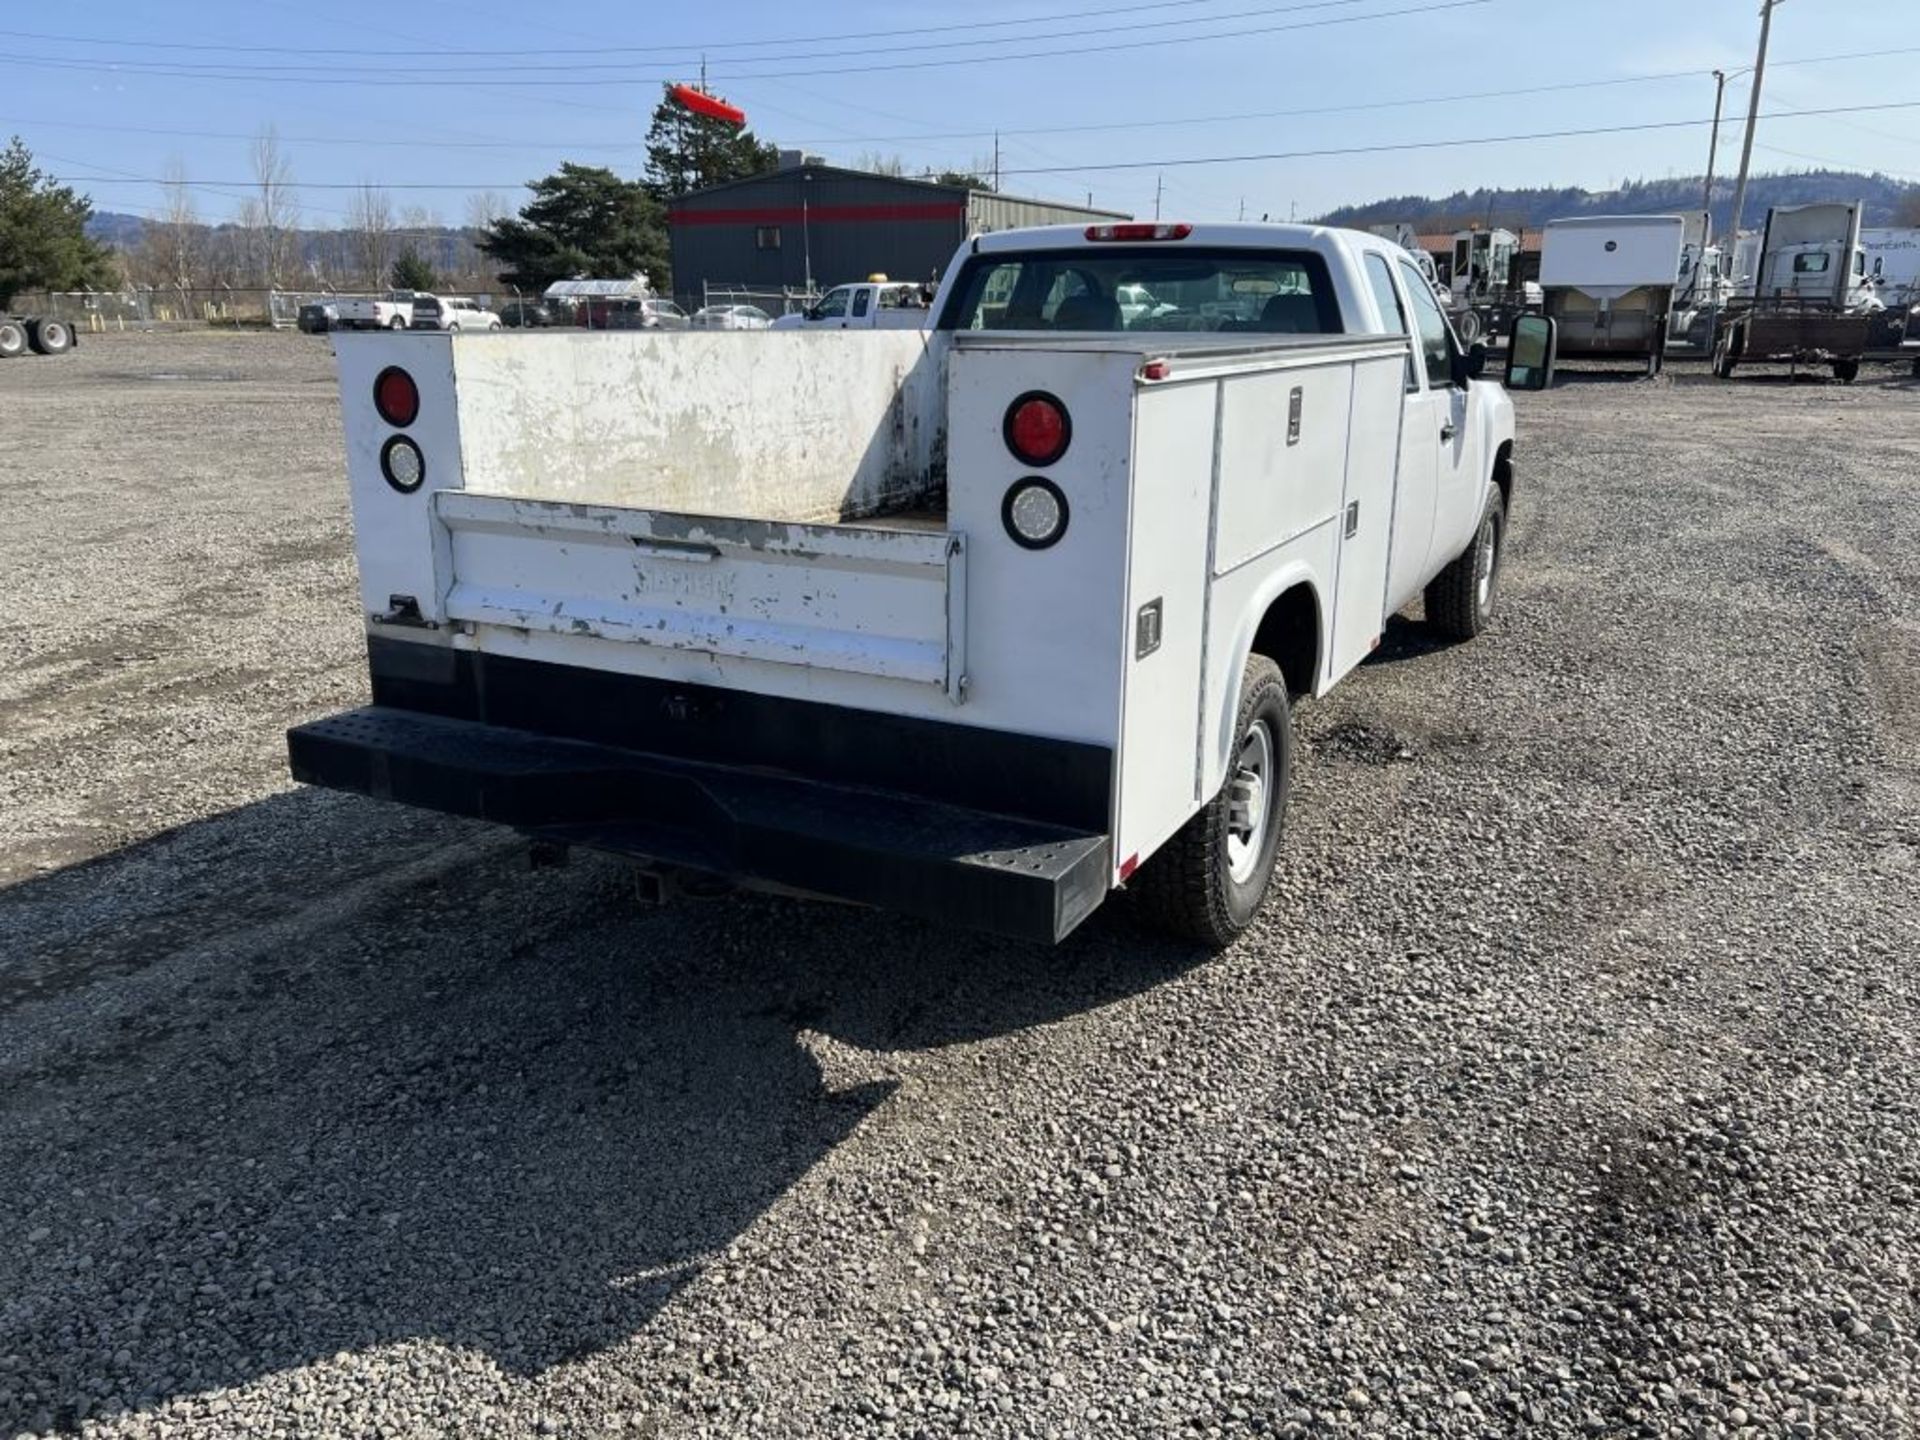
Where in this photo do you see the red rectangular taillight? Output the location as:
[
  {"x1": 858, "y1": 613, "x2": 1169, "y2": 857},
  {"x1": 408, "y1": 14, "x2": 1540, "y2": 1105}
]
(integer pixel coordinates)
[{"x1": 1085, "y1": 223, "x2": 1192, "y2": 242}]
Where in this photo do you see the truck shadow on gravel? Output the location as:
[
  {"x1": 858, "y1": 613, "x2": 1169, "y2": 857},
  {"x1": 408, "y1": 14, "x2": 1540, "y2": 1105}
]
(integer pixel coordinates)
[{"x1": 0, "y1": 790, "x2": 1198, "y2": 1432}]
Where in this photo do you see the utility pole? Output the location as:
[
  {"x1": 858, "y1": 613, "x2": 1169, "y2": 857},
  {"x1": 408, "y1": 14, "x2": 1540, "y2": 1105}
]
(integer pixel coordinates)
[
  {"x1": 1238, "y1": 196, "x2": 1246, "y2": 221},
  {"x1": 1154, "y1": 173, "x2": 1163, "y2": 221},
  {"x1": 1728, "y1": 0, "x2": 1785, "y2": 246},
  {"x1": 1703, "y1": 68, "x2": 1727, "y2": 238},
  {"x1": 992, "y1": 133, "x2": 1000, "y2": 193}
]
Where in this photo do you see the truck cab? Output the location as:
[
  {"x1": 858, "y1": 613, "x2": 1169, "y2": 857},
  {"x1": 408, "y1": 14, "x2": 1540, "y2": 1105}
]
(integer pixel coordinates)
[{"x1": 771, "y1": 279, "x2": 931, "y2": 330}]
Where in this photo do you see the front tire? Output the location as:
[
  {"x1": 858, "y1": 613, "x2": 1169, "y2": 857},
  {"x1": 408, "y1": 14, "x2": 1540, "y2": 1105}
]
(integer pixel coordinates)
[
  {"x1": 1134, "y1": 655, "x2": 1292, "y2": 948},
  {"x1": 1425, "y1": 486, "x2": 1505, "y2": 641},
  {"x1": 0, "y1": 320, "x2": 25, "y2": 358}
]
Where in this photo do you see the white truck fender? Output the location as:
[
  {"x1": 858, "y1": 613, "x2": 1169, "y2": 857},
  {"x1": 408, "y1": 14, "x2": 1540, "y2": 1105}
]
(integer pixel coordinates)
[{"x1": 1204, "y1": 560, "x2": 1326, "y2": 801}]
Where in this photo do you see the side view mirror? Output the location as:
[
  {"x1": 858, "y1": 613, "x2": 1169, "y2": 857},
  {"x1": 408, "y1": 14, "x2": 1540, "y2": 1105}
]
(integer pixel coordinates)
[{"x1": 1504, "y1": 314, "x2": 1557, "y2": 391}]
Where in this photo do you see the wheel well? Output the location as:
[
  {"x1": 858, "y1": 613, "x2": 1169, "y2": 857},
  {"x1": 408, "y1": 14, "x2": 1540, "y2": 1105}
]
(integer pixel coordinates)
[
  {"x1": 1250, "y1": 584, "x2": 1320, "y2": 698},
  {"x1": 1493, "y1": 440, "x2": 1514, "y2": 516}
]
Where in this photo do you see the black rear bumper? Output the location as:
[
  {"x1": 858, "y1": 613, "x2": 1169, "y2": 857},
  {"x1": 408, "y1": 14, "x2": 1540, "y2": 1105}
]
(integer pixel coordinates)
[{"x1": 288, "y1": 704, "x2": 1111, "y2": 944}]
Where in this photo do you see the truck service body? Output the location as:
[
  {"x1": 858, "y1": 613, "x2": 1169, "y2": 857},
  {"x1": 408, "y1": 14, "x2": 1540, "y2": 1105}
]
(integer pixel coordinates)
[{"x1": 287, "y1": 222, "x2": 1517, "y2": 945}]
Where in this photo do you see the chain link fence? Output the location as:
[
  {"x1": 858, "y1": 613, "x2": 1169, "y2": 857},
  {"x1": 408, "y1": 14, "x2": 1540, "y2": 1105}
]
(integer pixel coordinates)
[
  {"x1": 7, "y1": 288, "x2": 434, "y2": 331},
  {"x1": 697, "y1": 283, "x2": 821, "y2": 319}
]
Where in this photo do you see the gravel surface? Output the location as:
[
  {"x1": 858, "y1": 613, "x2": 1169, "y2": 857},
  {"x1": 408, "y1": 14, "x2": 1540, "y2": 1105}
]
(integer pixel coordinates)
[{"x1": 3, "y1": 333, "x2": 1920, "y2": 1439}]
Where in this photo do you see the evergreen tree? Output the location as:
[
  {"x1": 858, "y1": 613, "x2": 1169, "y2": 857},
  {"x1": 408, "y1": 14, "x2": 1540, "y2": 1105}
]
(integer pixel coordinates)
[
  {"x1": 391, "y1": 246, "x2": 437, "y2": 292},
  {"x1": 0, "y1": 136, "x2": 117, "y2": 307},
  {"x1": 478, "y1": 164, "x2": 668, "y2": 292},
  {"x1": 642, "y1": 87, "x2": 778, "y2": 201}
]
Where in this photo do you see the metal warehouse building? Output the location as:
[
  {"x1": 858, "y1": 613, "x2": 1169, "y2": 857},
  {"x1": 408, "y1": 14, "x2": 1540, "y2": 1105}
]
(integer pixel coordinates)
[{"x1": 667, "y1": 160, "x2": 1129, "y2": 305}]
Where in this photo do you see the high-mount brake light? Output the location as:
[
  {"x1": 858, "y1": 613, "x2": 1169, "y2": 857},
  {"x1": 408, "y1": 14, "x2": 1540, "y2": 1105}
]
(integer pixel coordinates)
[
  {"x1": 374, "y1": 366, "x2": 420, "y2": 428},
  {"x1": 1003, "y1": 392, "x2": 1071, "y2": 467},
  {"x1": 1085, "y1": 223, "x2": 1193, "y2": 242}
]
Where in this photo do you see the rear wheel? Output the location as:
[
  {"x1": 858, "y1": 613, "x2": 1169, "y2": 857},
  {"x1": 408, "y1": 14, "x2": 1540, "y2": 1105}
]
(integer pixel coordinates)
[
  {"x1": 0, "y1": 320, "x2": 25, "y2": 358},
  {"x1": 1133, "y1": 655, "x2": 1292, "y2": 948},
  {"x1": 1712, "y1": 323, "x2": 1743, "y2": 379},
  {"x1": 26, "y1": 318, "x2": 72, "y2": 355},
  {"x1": 1832, "y1": 358, "x2": 1859, "y2": 384},
  {"x1": 388, "y1": 315, "x2": 406, "y2": 330},
  {"x1": 1456, "y1": 310, "x2": 1483, "y2": 345},
  {"x1": 1425, "y1": 486, "x2": 1505, "y2": 642}
]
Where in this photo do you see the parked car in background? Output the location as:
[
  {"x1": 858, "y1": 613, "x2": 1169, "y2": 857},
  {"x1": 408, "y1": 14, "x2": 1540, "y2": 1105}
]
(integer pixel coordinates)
[
  {"x1": 499, "y1": 300, "x2": 556, "y2": 329},
  {"x1": 690, "y1": 304, "x2": 774, "y2": 330},
  {"x1": 333, "y1": 292, "x2": 414, "y2": 330},
  {"x1": 296, "y1": 300, "x2": 340, "y2": 334},
  {"x1": 409, "y1": 295, "x2": 503, "y2": 332}
]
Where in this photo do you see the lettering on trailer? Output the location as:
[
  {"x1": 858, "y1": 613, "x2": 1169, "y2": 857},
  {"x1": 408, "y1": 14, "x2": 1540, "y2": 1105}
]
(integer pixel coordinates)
[{"x1": 633, "y1": 565, "x2": 739, "y2": 608}]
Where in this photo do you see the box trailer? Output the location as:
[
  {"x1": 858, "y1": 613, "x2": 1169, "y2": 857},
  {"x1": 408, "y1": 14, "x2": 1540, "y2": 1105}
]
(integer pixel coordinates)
[{"x1": 1538, "y1": 215, "x2": 1687, "y2": 376}]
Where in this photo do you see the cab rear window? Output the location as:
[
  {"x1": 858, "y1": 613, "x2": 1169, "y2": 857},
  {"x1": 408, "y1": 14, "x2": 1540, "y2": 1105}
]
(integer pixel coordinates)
[{"x1": 938, "y1": 247, "x2": 1340, "y2": 334}]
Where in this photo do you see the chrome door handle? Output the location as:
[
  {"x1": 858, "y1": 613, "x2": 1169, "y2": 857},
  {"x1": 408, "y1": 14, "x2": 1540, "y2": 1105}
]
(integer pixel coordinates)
[{"x1": 1440, "y1": 421, "x2": 1456, "y2": 443}]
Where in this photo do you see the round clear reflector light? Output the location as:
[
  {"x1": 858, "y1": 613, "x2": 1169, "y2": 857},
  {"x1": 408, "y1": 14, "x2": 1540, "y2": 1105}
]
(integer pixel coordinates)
[
  {"x1": 1003, "y1": 478, "x2": 1068, "y2": 549},
  {"x1": 381, "y1": 436, "x2": 425, "y2": 493}
]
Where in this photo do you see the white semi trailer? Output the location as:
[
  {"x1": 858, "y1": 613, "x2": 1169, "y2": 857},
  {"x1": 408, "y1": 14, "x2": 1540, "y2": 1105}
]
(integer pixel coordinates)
[{"x1": 287, "y1": 222, "x2": 1520, "y2": 947}]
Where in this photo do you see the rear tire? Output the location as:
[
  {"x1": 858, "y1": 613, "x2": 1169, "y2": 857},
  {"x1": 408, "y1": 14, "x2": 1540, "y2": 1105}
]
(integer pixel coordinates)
[
  {"x1": 26, "y1": 318, "x2": 72, "y2": 355},
  {"x1": 388, "y1": 316, "x2": 406, "y2": 330},
  {"x1": 1425, "y1": 486, "x2": 1505, "y2": 642},
  {"x1": 1456, "y1": 310, "x2": 1483, "y2": 345},
  {"x1": 1133, "y1": 656, "x2": 1292, "y2": 949},
  {"x1": 1832, "y1": 358, "x2": 1859, "y2": 384},
  {"x1": 0, "y1": 320, "x2": 25, "y2": 358}
]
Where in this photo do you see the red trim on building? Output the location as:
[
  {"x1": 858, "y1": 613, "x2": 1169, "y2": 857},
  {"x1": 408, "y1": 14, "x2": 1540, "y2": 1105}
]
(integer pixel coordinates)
[{"x1": 669, "y1": 202, "x2": 968, "y2": 227}]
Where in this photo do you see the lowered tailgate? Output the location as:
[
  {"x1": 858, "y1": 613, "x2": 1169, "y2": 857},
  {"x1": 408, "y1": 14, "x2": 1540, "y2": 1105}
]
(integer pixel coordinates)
[{"x1": 432, "y1": 492, "x2": 969, "y2": 700}]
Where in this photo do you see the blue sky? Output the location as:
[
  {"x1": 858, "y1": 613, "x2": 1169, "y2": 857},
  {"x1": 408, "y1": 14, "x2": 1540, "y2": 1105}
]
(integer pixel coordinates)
[{"x1": 5, "y1": 0, "x2": 1916, "y2": 227}]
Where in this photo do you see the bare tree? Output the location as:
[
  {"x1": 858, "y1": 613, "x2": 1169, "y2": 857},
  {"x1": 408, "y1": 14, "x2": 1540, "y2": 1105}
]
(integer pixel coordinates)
[
  {"x1": 346, "y1": 183, "x2": 395, "y2": 291},
  {"x1": 132, "y1": 160, "x2": 205, "y2": 310},
  {"x1": 852, "y1": 151, "x2": 907, "y2": 177},
  {"x1": 240, "y1": 124, "x2": 301, "y2": 287}
]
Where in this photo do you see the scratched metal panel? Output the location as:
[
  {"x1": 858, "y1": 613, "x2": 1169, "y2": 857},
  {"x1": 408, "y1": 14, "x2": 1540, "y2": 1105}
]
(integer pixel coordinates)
[
  {"x1": 447, "y1": 329, "x2": 946, "y2": 524},
  {"x1": 434, "y1": 492, "x2": 959, "y2": 688}
]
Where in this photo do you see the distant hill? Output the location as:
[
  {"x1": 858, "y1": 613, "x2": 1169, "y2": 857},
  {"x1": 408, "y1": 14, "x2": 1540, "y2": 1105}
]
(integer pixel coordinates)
[{"x1": 1315, "y1": 170, "x2": 1920, "y2": 233}]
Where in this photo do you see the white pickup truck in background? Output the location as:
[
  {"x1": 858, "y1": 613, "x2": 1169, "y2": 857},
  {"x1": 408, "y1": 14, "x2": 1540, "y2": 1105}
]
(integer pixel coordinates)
[
  {"x1": 289, "y1": 221, "x2": 1517, "y2": 946},
  {"x1": 333, "y1": 292, "x2": 416, "y2": 331},
  {"x1": 770, "y1": 279, "x2": 932, "y2": 330}
]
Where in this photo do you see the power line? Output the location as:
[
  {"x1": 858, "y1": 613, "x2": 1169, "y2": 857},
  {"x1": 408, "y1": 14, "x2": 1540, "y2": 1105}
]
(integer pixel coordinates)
[
  {"x1": 2, "y1": 0, "x2": 1386, "y2": 73},
  {"x1": 0, "y1": 1, "x2": 1489, "y2": 86},
  {"x1": 9, "y1": 43, "x2": 1917, "y2": 156},
  {"x1": 49, "y1": 100, "x2": 1920, "y2": 195},
  {"x1": 0, "y1": 0, "x2": 1375, "y2": 59},
  {"x1": 983, "y1": 99, "x2": 1920, "y2": 175}
]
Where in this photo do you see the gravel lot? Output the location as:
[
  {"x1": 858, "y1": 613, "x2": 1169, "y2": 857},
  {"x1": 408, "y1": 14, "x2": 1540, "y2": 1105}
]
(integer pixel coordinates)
[{"x1": 3, "y1": 332, "x2": 1919, "y2": 1440}]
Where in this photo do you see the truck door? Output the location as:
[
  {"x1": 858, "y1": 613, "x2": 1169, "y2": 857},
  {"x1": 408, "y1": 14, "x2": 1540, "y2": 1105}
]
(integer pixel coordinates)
[
  {"x1": 1365, "y1": 254, "x2": 1437, "y2": 613},
  {"x1": 1398, "y1": 259, "x2": 1481, "y2": 584},
  {"x1": 847, "y1": 286, "x2": 873, "y2": 329}
]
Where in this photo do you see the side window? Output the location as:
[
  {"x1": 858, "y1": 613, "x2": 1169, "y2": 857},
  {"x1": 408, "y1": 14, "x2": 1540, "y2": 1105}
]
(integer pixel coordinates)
[
  {"x1": 1398, "y1": 261, "x2": 1453, "y2": 389},
  {"x1": 1364, "y1": 253, "x2": 1418, "y2": 393},
  {"x1": 814, "y1": 288, "x2": 850, "y2": 319},
  {"x1": 851, "y1": 288, "x2": 872, "y2": 318}
]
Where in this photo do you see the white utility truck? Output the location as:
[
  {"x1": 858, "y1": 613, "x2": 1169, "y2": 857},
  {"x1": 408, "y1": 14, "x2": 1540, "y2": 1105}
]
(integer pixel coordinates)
[
  {"x1": 288, "y1": 222, "x2": 1517, "y2": 946},
  {"x1": 1539, "y1": 215, "x2": 1687, "y2": 376},
  {"x1": 770, "y1": 279, "x2": 931, "y2": 330}
]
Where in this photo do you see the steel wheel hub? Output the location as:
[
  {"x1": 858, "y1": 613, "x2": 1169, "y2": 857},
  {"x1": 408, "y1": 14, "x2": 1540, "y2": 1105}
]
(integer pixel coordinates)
[{"x1": 1225, "y1": 721, "x2": 1273, "y2": 885}]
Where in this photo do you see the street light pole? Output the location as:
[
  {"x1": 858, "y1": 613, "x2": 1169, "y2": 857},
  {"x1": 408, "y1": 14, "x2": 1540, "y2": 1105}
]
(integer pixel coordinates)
[
  {"x1": 1703, "y1": 69, "x2": 1727, "y2": 247},
  {"x1": 1727, "y1": 0, "x2": 1786, "y2": 247}
]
